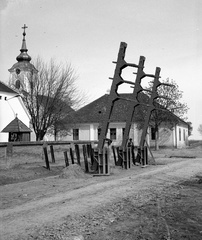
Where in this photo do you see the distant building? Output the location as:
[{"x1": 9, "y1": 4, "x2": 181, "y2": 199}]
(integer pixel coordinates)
[{"x1": 62, "y1": 94, "x2": 189, "y2": 148}]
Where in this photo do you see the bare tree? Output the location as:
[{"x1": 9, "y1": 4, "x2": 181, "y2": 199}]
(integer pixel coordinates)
[
  {"x1": 136, "y1": 78, "x2": 189, "y2": 150},
  {"x1": 198, "y1": 124, "x2": 202, "y2": 136},
  {"x1": 150, "y1": 78, "x2": 188, "y2": 149},
  {"x1": 22, "y1": 57, "x2": 82, "y2": 141}
]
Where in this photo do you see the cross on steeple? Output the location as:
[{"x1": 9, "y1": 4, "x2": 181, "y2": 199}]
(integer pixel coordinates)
[{"x1": 22, "y1": 24, "x2": 28, "y2": 36}]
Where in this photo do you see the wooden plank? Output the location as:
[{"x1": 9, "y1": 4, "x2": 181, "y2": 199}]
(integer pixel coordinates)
[
  {"x1": 70, "y1": 147, "x2": 74, "y2": 164},
  {"x1": 63, "y1": 151, "x2": 69, "y2": 167},
  {"x1": 82, "y1": 145, "x2": 89, "y2": 173},
  {"x1": 75, "y1": 144, "x2": 81, "y2": 165},
  {"x1": 43, "y1": 145, "x2": 50, "y2": 170},
  {"x1": 50, "y1": 145, "x2": 55, "y2": 163},
  {"x1": 111, "y1": 145, "x2": 117, "y2": 166}
]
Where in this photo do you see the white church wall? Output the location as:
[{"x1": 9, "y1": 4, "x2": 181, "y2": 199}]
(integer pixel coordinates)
[{"x1": 0, "y1": 91, "x2": 30, "y2": 142}]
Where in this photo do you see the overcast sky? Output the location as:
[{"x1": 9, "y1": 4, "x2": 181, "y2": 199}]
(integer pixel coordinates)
[{"x1": 0, "y1": 0, "x2": 201, "y2": 139}]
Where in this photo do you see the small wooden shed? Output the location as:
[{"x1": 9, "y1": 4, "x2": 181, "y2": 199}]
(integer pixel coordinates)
[{"x1": 1, "y1": 116, "x2": 32, "y2": 142}]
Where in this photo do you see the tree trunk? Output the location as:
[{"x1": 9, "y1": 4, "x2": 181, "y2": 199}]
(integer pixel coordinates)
[
  {"x1": 54, "y1": 128, "x2": 57, "y2": 141},
  {"x1": 36, "y1": 130, "x2": 46, "y2": 141}
]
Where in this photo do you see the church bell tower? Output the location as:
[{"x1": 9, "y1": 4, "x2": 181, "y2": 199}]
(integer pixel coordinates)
[{"x1": 8, "y1": 24, "x2": 38, "y2": 93}]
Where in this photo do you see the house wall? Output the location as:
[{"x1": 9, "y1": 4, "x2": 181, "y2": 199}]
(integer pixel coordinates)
[
  {"x1": 63, "y1": 122, "x2": 143, "y2": 146},
  {"x1": 149, "y1": 124, "x2": 188, "y2": 148},
  {"x1": 0, "y1": 91, "x2": 31, "y2": 142},
  {"x1": 59, "y1": 122, "x2": 188, "y2": 149},
  {"x1": 175, "y1": 124, "x2": 189, "y2": 148},
  {"x1": 150, "y1": 127, "x2": 173, "y2": 148}
]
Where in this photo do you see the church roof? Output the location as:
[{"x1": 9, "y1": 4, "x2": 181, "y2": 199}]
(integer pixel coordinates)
[
  {"x1": 0, "y1": 81, "x2": 17, "y2": 94},
  {"x1": 1, "y1": 116, "x2": 32, "y2": 133}
]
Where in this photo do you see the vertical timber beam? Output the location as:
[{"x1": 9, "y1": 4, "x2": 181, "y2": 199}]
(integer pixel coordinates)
[
  {"x1": 121, "y1": 56, "x2": 146, "y2": 149},
  {"x1": 98, "y1": 42, "x2": 128, "y2": 151},
  {"x1": 139, "y1": 67, "x2": 161, "y2": 147},
  {"x1": 98, "y1": 42, "x2": 138, "y2": 152}
]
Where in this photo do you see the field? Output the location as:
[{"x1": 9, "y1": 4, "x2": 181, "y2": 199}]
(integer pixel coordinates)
[{"x1": 0, "y1": 142, "x2": 202, "y2": 240}]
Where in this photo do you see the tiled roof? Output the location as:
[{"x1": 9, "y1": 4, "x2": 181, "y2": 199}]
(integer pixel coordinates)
[
  {"x1": 68, "y1": 93, "x2": 188, "y2": 127},
  {"x1": 1, "y1": 117, "x2": 32, "y2": 133},
  {"x1": 68, "y1": 93, "x2": 147, "y2": 124},
  {"x1": 0, "y1": 81, "x2": 17, "y2": 94}
]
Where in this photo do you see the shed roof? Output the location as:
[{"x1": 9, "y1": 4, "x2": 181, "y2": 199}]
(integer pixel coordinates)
[{"x1": 1, "y1": 116, "x2": 32, "y2": 133}]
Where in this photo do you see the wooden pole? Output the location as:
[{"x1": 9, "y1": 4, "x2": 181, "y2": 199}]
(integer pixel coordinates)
[
  {"x1": 105, "y1": 148, "x2": 110, "y2": 174},
  {"x1": 82, "y1": 145, "x2": 89, "y2": 173},
  {"x1": 50, "y1": 145, "x2": 55, "y2": 163},
  {"x1": 131, "y1": 145, "x2": 136, "y2": 165},
  {"x1": 111, "y1": 145, "x2": 117, "y2": 166},
  {"x1": 75, "y1": 144, "x2": 81, "y2": 165},
  {"x1": 144, "y1": 146, "x2": 148, "y2": 165},
  {"x1": 63, "y1": 151, "x2": 69, "y2": 167},
  {"x1": 43, "y1": 146, "x2": 50, "y2": 170},
  {"x1": 70, "y1": 147, "x2": 74, "y2": 164}
]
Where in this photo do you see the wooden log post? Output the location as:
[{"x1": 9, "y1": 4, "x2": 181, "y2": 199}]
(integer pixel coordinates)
[
  {"x1": 75, "y1": 144, "x2": 81, "y2": 165},
  {"x1": 144, "y1": 146, "x2": 148, "y2": 165},
  {"x1": 82, "y1": 145, "x2": 89, "y2": 173},
  {"x1": 5, "y1": 143, "x2": 13, "y2": 168},
  {"x1": 131, "y1": 145, "x2": 136, "y2": 165},
  {"x1": 70, "y1": 147, "x2": 74, "y2": 164},
  {"x1": 104, "y1": 147, "x2": 110, "y2": 175},
  {"x1": 127, "y1": 147, "x2": 132, "y2": 169},
  {"x1": 50, "y1": 145, "x2": 55, "y2": 163},
  {"x1": 141, "y1": 146, "x2": 145, "y2": 166},
  {"x1": 123, "y1": 149, "x2": 127, "y2": 169},
  {"x1": 93, "y1": 149, "x2": 99, "y2": 173},
  {"x1": 87, "y1": 144, "x2": 91, "y2": 158},
  {"x1": 136, "y1": 147, "x2": 141, "y2": 165},
  {"x1": 92, "y1": 148, "x2": 99, "y2": 171},
  {"x1": 117, "y1": 148, "x2": 124, "y2": 167},
  {"x1": 90, "y1": 145, "x2": 94, "y2": 166},
  {"x1": 63, "y1": 151, "x2": 69, "y2": 167},
  {"x1": 111, "y1": 145, "x2": 117, "y2": 166},
  {"x1": 43, "y1": 143, "x2": 50, "y2": 170}
]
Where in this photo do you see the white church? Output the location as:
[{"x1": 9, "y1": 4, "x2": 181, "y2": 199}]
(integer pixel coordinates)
[{"x1": 0, "y1": 25, "x2": 37, "y2": 142}]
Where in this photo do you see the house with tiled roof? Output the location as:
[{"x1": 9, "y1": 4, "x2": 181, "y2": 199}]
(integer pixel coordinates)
[
  {"x1": 61, "y1": 93, "x2": 189, "y2": 148},
  {"x1": 0, "y1": 81, "x2": 32, "y2": 142}
]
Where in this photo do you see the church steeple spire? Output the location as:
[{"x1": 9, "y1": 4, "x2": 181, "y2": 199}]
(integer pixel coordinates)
[
  {"x1": 16, "y1": 24, "x2": 31, "y2": 62},
  {"x1": 8, "y1": 24, "x2": 38, "y2": 92}
]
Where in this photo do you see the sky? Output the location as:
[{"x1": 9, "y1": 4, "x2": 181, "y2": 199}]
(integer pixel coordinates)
[{"x1": 0, "y1": 0, "x2": 202, "y2": 139}]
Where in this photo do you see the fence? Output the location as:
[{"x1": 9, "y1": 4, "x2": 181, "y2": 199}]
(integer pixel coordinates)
[{"x1": 0, "y1": 141, "x2": 150, "y2": 175}]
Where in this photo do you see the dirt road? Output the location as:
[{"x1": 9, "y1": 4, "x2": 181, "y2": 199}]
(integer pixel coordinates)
[{"x1": 1, "y1": 156, "x2": 202, "y2": 240}]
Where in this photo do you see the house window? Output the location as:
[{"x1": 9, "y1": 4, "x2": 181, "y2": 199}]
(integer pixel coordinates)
[
  {"x1": 97, "y1": 128, "x2": 101, "y2": 140},
  {"x1": 151, "y1": 127, "x2": 156, "y2": 140},
  {"x1": 110, "y1": 128, "x2": 116, "y2": 140},
  {"x1": 183, "y1": 129, "x2": 186, "y2": 141},
  {"x1": 73, "y1": 129, "x2": 79, "y2": 140},
  {"x1": 179, "y1": 128, "x2": 181, "y2": 141}
]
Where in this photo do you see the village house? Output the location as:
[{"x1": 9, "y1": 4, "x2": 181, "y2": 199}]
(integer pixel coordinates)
[{"x1": 60, "y1": 93, "x2": 189, "y2": 148}]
